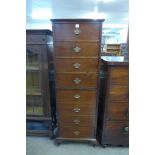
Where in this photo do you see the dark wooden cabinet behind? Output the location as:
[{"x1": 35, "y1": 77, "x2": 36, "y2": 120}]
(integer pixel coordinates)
[
  {"x1": 26, "y1": 30, "x2": 53, "y2": 137},
  {"x1": 51, "y1": 19, "x2": 104, "y2": 145},
  {"x1": 98, "y1": 58, "x2": 129, "y2": 146}
]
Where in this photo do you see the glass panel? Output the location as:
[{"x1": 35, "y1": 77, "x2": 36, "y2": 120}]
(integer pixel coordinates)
[
  {"x1": 33, "y1": 106, "x2": 44, "y2": 115},
  {"x1": 26, "y1": 49, "x2": 39, "y2": 70},
  {"x1": 26, "y1": 47, "x2": 44, "y2": 116},
  {"x1": 26, "y1": 71, "x2": 41, "y2": 95},
  {"x1": 26, "y1": 106, "x2": 33, "y2": 114},
  {"x1": 26, "y1": 95, "x2": 43, "y2": 115}
]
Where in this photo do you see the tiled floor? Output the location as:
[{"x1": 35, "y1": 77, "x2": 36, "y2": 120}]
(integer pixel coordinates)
[{"x1": 26, "y1": 136, "x2": 129, "y2": 155}]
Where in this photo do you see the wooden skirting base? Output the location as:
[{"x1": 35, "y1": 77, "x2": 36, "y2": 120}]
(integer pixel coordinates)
[{"x1": 54, "y1": 137, "x2": 98, "y2": 146}]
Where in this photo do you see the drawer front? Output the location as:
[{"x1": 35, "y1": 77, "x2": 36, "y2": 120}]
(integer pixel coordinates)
[
  {"x1": 108, "y1": 85, "x2": 129, "y2": 101},
  {"x1": 54, "y1": 42, "x2": 99, "y2": 57},
  {"x1": 56, "y1": 90, "x2": 97, "y2": 104},
  {"x1": 53, "y1": 23, "x2": 100, "y2": 41},
  {"x1": 26, "y1": 34, "x2": 47, "y2": 44},
  {"x1": 55, "y1": 58, "x2": 98, "y2": 73},
  {"x1": 106, "y1": 102, "x2": 129, "y2": 121},
  {"x1": 57, "y1": 103, "x2": 96, "y2": 115},
  {"x1": 56, "y1": 73, "x2": 97, "y2": 88},
  {"x1": 59, "y1": 126, "x2": 94, "y2": 138},
  {"x1": 102, "y1": 121, "x2": 129, "y2": 145},
  {"x1": 58, "y1": 115, "x2": 95, "y2": 127},
  {"x1": 110, "y1": 67, "x2": 129, "y2": 85}
]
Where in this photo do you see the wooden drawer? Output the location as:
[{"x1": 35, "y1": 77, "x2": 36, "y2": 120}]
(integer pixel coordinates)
[
  {"x1": 59, "y1": 126, "x2": 94, "y2": 138},
  {"x1": 56, "y1": 73, "x2": 97, "y2": 88},
  {"x1": 102, "y1": 121, "x2": 129, "y2": 145},
  {"x1": 56, "y1": 90, "x2": 97, "y2": 104},
  {"x1": 108, "y1": 85, "x2": 129, "y2": 101},
  {"x1": 54, "y1": 42, "x2": 99, "y2": 57},
  {"x1": 53, "y1": 23, "x2": 100, "y2": 41},
  {"x1": 57, "y1": 103, "x2": 96, "y2": 115},
  {"x1": 26, "y1": 34, "x2": 47, "y2": 44},
  {"x1": 105, "y1": 102, "x2": 129, "y2": 121},
  {"x1": 55, "y1": 58, "x2": 98, "y2": 73},
  {"x1": 110, "y1": 67, "x2": 129, "y2": 84},
  {"x1": 58, "y1": 115, "x2": 95, "y2": 127}
]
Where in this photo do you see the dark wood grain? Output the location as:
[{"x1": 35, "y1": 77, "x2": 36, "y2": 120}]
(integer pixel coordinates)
[
  {"x1": 54, "y1": 42, "x2": 99, "y2": 57},
  {"x1": 53, "y1": 23, "x2": 100, "y2": 41},
  {"x1": 26, "y1": 30, "x2": 52, "y2": 137},
  {"x1": 26, "y1": 29, "x2": 52, "y2": 44},
  {"x1": 58, "y1": 115, "x2": 95, "y2": 127},
  {"x1": 105, "y1": 102, "x2": 129, "y2": 121},
  {"x1": 26, "y1": 130, "x2": 49, "y2": 137},
  {"x1": 108, "y1": 85, "x2": 129, "y2": 101},
  {"x1": 52, "y1": 19, "x2": 103, "y2": 143},
  {"x1": 56, "y1": 90, "x2": 97, "y2": 104},
  {"x1": 98, "y1": 58, "x2": 129, "y2": 146},
  {"x1": 59, "y1": 126, "x2": 94, "y2": 138},
  {"x1": 55, "y1": 58, "x2": 98, "y2": 73},
  {"x1": 56, "y1": 73, "x2": 97, "y2": 88},
  {"x1": 26, "y1": 34, "x2": 47, "y2": 44},
  {"x1": 102, "y1": 121, "x2": 129, "y2": 145},
  {"x1": 57, "y1": 103, "x2": 96, "y2": 115},
  {"x1": 26, "y1": 44, "x2": 45, "y2": 55},
  {"x1": 110, "y1": 67, "x2": 129, "y2": 84}
]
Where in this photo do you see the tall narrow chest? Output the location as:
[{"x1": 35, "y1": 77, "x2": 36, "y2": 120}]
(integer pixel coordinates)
[{"x1": 51, "y1": 19, "x2": 104, "y2": 144}]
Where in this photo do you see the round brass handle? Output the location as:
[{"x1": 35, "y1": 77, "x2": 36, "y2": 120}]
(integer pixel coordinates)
[
  {"x1": 73, "y1": 107, "x2": 80, "y2": 112},
  {"x1": 73, "y1": 119, "x2": 80, "y2": 124},
  {"x1": 73, "y1": 78, "x2": 81, "y2": 84},
  {"x1": 73, "y1": 94, "x2": 80, "y2": 99},
  {"x1": 73, "y1": 46, "x2": 81, "y2": 53},
  {"x1": 73, "y1": 131, "x2": 80, "y2": 135},
  {"x1": 123, "y1": 126, "x2": 129, "y2": 134},
  {"x1": 74, "y1": 28, "x2": 81, "y2": 35},
  {"x1": 73, "y1": 63, "x2": 80, "y2": 69}
]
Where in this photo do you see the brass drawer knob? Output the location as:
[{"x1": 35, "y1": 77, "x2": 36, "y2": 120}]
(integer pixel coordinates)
[
  {"x1": 73, "y1": 94, "x2": 80, "y2": 99},
  {"x1": 73, "y1": 107, "x2": 80, "y2": 112},
  {"x1": 73, "y1": 119, "x2": 80, "y2": 124},
  {"x1": 74, "y1": 24, "x2": 80, "y2": 35},
  {"x1": 74, "y1": 28, "x2": 81, "y2": 35},
  {"x1": 123, "y1": 126, "x2": 129, "y2": 134},
  {"x1": 73, "y1": 78, "x2": 81, "y2": 84},
  {"x1": 73, "y1": 46, "x2": 81, "y2": 53},
  {"x1": 73, "y1": 131, "x2": 80, "y2": 135},
  {"x1": 73, "y1": 63, "x2": 80, "y2": 69},
  {"x1": 74, "y1": 24, "x2": 81, "y2": 35},
  {"x1": 124, "y1": 126, "x2": 129, "y2": 132}
]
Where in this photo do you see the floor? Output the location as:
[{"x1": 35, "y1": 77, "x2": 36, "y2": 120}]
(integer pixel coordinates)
[{"x1": 26, "y1": 136, "x2": 129, "y2": 155}]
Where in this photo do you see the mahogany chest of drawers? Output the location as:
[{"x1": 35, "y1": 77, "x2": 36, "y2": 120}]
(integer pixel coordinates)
[
  {"x1": 98, "y1": 57, "x2": 129, "y2": 146},
  {"x1": 51, "y1": 19, "x2": 104, "y2": 144}
]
